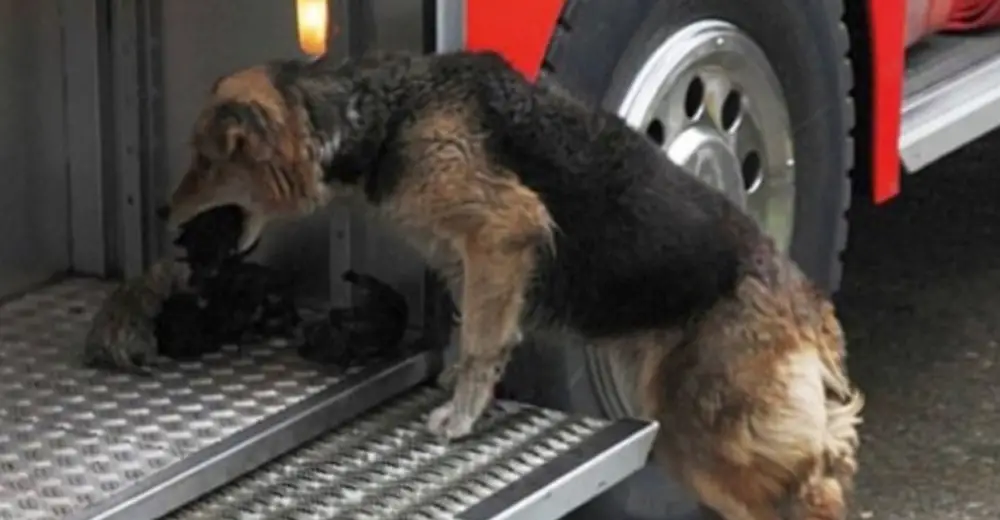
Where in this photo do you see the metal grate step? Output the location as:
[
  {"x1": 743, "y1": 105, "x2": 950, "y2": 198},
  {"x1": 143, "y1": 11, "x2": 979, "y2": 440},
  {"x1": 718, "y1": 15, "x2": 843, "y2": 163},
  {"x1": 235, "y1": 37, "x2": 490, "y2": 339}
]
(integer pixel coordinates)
[
  {"x1": 0, "y1": 278, "x2": 436, "y2": 520},
  {"x1": 165, "y1": 386, "x2": 657, "y2": 520}
]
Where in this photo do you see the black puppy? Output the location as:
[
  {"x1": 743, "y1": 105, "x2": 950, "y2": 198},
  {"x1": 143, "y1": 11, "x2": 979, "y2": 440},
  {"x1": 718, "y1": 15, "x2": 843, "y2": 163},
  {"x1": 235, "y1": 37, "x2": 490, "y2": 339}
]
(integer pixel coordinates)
[
  {"x1": 157, "y1": 205, "x2": 301, "y2": 358},
  {"x1": 299, "y1": 270, "x2": 409, "y2": 367},
  {"x1": 85, "y1": 205, "x2": 302, "y2": 369}
]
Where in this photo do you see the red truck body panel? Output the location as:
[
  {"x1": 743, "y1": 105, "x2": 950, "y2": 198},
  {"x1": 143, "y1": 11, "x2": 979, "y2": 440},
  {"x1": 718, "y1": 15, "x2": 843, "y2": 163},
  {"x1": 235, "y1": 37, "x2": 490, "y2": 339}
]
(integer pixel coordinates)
[
  {"x1": 465, "y1": 0, "x2": 905, "y2": 204},
  {"x1": 870, "y1": 0, "x2": 906, "y2": 203},
  {"x1": 465, "y1": 0, "x2": 563, "y2": 82}
]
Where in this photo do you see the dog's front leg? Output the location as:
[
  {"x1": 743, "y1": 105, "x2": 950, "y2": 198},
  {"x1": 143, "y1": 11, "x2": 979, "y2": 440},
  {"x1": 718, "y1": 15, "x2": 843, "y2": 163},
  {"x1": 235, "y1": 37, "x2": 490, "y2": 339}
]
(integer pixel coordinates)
[{"x1": 427, "y1": 240, "x2": 534, "y2": 440}]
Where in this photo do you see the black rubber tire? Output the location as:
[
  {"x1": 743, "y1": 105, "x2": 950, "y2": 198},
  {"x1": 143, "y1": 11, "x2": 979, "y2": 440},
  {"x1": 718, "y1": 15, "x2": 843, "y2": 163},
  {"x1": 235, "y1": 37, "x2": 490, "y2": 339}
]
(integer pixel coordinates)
[{"x1": 500, "y1": 0, "x2": 855, "y2": 519}]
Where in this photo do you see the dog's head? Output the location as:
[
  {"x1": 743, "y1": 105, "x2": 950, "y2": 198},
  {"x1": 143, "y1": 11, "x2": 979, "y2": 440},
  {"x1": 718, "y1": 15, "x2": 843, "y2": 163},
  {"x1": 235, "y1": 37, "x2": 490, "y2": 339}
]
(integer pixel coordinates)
[{"x1": 164, "y1": 64, "x2": 342, "y2": 253}]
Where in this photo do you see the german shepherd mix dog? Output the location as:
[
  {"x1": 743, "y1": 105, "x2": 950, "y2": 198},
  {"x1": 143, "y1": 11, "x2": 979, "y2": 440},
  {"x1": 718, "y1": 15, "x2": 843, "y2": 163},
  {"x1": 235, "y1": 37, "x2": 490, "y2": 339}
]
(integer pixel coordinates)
[{"x1": 162, "y1": 50, "x2": 864, "y2": 520}]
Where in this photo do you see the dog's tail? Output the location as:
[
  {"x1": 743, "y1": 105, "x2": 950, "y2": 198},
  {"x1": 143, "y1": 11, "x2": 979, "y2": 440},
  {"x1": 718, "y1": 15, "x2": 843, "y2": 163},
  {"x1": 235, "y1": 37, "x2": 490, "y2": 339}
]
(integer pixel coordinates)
[
  {"x1": 640, "y1": 281, "x2": 865, "y2": 520},
  {"x1": 731, "y1": 347, "x2": 864, "y2": 520},
  {"x1": 784, "y1": 350, "x2": 865, "y2": 520}
]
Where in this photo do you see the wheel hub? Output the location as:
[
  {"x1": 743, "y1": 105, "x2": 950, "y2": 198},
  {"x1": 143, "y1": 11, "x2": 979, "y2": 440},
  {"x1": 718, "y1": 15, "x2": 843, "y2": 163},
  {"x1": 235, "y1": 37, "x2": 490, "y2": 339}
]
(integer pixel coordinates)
[
  {"x1": 617, "y1": 19, "x2": 795, "y2": 246},
  {"x1": 666, "y1": 125, "x2": 748, "y2": 208}
]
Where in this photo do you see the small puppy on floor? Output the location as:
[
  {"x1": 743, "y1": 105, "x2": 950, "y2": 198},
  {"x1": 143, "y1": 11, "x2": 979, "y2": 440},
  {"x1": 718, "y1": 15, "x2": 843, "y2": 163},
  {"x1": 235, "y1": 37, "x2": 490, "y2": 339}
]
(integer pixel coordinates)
[
  {"x1": 82, "y1": 259, "x2": 192, "y2": 371},
  {"x1": 162, "y1": 50, "x2": 864, "y2": 520}
]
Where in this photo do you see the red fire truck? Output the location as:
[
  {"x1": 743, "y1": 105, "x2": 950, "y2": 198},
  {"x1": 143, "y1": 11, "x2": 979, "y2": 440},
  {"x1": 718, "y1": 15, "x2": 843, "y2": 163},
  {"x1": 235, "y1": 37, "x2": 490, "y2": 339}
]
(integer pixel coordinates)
[{"x1": 1, "y1": 1, "x2": 998, "y2": 519}]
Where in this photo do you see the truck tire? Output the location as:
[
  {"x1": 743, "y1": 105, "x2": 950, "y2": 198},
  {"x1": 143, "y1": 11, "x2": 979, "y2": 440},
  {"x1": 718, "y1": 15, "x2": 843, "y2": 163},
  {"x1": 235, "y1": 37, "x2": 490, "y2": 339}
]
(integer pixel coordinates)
[{"x1": 499, "y1": 0, "x2": 855, "y2": 518}]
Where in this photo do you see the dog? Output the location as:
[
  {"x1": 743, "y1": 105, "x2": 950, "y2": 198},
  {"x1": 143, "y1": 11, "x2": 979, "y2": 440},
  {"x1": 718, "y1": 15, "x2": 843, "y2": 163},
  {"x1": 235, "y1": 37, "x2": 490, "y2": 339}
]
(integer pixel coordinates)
[{"x1": 161, "y1": 49, "x2": 864, "y2": 520}]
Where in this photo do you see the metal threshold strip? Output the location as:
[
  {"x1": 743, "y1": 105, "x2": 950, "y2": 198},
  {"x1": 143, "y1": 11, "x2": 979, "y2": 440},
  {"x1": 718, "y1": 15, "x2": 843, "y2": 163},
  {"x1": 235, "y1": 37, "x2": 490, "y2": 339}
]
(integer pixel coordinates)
[
  {"x1": 0, "y1": 279, "x2": 437, "y2": 520},
  {"x1": 164, "y1": 386, "x2": 658, "y2": 520},
  {"x1": 900, "y1": 33, "x2": 1000, "y2": 172}
]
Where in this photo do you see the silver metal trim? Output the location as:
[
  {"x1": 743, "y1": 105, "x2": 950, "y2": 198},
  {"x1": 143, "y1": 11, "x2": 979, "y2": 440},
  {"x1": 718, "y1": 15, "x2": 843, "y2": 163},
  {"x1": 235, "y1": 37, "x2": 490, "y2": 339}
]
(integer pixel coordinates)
[
  {"x1": 65, "y1": 349, "x2": 440, "y2": 520},
  {"x1": 326, "y1": 0, "x2": 355, "y2": 306},
  {"x1": 136, "y1": 0, "x2": 168, "y2": 265},
  {"x1": 109, "y1": 0, "x2": 146, "y2": 276},
  {"x1": 435, "y1": 0, "x2": 465, "y2": 52},
  {"x1": 458, "y1": 419, "x2": 659, "y2": 520},
  {"x1": 60, "y1": 0, "x2": 109, "y2": 276},
  {"x1": 900, "y1": 51, "x2": 1000, "y2": 173}
]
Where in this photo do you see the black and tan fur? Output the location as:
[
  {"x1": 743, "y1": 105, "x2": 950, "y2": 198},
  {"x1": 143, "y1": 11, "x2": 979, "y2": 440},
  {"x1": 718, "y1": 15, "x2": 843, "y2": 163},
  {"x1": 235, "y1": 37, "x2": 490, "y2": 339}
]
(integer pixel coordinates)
[{"x1": 163, "y1": 50, "x2": 864, "y2": 520}]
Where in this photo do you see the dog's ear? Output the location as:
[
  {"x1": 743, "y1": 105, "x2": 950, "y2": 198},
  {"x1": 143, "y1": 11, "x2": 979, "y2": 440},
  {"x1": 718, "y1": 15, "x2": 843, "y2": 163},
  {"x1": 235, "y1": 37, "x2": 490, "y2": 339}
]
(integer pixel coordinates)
[{"x1": 198, "y1": 101, "x2": 275, "y2": 163}]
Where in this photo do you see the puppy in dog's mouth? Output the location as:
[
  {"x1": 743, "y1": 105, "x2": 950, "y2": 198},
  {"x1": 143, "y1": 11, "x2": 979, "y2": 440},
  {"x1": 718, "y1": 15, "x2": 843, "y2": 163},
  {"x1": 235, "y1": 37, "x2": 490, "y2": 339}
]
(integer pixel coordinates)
[
  {"x1": 157, "y1": 204, "x2": 261, "y2": 283},
  {"x1": 161, "y1": 200, "x2": 265, "y2": 259}
]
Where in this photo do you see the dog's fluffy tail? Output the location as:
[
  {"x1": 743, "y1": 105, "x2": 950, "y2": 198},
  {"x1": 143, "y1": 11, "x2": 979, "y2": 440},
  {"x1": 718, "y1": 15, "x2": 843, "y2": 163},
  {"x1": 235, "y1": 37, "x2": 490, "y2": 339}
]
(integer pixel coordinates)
[
  {"x1": 639, "y1": 275, "x2": 864, "y2": 520},
  {"x1": 786, "y1": 350, "x2": 864, "y2": 520}
]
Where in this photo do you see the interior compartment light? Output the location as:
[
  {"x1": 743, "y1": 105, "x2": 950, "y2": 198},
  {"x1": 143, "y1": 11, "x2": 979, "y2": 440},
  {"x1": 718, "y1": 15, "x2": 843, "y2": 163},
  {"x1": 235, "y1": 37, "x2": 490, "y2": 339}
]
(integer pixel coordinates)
[{"x1": 296, "y1": 0, "x2": 329, "y2": 56}]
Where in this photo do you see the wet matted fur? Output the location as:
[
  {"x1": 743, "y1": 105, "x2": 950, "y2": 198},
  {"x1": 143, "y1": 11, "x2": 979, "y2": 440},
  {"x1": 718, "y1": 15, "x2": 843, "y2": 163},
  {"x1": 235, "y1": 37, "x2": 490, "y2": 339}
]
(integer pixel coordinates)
[
  {"x1": 162, "y1": 50, "x2": 864, "y2": 520},
  {"x1": 83, "y1": 259, "x2": 192, "y2": 371}
]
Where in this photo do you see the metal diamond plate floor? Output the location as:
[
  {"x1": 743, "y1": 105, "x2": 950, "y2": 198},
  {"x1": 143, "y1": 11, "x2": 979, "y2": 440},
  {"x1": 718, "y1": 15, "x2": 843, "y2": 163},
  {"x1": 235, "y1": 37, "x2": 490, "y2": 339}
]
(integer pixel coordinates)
[
  {"x1": 166, "y1": 386, "x2": 657, "y2": 520},
  {"x1": 0, "y1": 278, "x2": 436, "y2": 520}
]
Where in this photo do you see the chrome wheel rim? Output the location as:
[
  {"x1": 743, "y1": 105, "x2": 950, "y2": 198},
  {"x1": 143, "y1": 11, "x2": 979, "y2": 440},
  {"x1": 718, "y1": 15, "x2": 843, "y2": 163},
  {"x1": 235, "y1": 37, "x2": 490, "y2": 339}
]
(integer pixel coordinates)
[{"x1": 591, "y1": 20, "x2": 796, "y2": 418}]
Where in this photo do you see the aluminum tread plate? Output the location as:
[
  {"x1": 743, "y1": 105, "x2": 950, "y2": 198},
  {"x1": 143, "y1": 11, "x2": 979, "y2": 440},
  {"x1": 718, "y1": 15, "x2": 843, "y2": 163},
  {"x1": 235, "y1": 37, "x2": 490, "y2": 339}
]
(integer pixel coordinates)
[
  {"x1": 0, "y1": 278, "x2": 436, "y2": 520},
  {"x1": 166, "y1": 386, "x2": 658, "y2": 520}
]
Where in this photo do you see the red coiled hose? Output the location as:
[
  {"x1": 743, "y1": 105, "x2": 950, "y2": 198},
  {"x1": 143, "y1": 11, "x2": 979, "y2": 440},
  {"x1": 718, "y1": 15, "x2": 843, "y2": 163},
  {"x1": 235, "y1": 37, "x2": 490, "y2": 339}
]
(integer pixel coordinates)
[
  {"x1": 907, "y1": 0, "x2": 1000, "y2": 46},
  {"x1": 946, "y1": 0, "x2": 1000, "y2": 30}
]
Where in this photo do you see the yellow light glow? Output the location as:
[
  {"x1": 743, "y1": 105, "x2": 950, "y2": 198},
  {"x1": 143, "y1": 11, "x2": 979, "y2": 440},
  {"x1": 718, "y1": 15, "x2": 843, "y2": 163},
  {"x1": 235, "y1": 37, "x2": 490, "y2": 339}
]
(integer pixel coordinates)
[{"x1": 296, "y1": 0, "x2": 329, "y2": 56}]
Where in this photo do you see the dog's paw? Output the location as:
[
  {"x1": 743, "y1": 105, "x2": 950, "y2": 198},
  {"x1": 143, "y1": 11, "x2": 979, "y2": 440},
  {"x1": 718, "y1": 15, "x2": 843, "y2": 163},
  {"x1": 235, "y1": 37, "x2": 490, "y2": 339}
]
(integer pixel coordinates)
[{"x1": 427, "y1": 400, "x2": 477, "y2": 440}]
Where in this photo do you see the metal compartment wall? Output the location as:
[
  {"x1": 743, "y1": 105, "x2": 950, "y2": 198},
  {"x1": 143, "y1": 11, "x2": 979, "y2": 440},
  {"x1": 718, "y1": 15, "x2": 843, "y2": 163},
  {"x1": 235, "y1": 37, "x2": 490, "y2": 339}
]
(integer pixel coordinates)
[{"x1": 0, "y1": 0, "x2": 72, "y2": 298}]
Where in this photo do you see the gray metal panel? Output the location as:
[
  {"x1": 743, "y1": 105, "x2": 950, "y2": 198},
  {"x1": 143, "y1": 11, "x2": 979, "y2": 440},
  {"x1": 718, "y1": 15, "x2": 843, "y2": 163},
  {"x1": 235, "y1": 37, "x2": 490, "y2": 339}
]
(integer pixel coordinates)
[
  {"x1": 107, "y1": 0, "x2": 148, "y2": 278},
  {"x1": 902, "y1": 34, "x2": 1000, "y2": 98},
  {"x1": 435, "y1": 0, "x2": 466, "y2": 52},
  {"x1": 0, "y1": 0, "x2": 71, "y2": 297},
  {"x1": 374, "y1": 0, "x2": 427, "y2": 50},
  {"x1": 0, "y1": 278, "x2": 437, "y2": 520},
  {"x1": 900, "y1": 33, "x2": 1000, "y2": 173}
]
